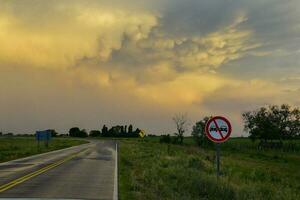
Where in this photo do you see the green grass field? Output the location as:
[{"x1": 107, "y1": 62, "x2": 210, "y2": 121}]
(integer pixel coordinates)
[
  {"x1": 119, "y1": 137, "x2": 300, "y2": 200},
  {"x1": 0, "y1": 137, "x2": 88, "y2": 163}
]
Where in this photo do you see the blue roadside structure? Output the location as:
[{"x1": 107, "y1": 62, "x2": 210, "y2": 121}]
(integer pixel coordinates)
[{"x1": 36, "y1": 130, "x2": 52, "y2": 148}]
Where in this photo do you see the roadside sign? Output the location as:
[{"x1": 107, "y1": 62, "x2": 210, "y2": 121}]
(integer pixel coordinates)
[
  {"x1": 139, "y1": 130, "x2": 145, "y2": 138},
  {"x1": 205, "y1": 116, "x2": 232, "y2": 143},
  {"x1": 36, "y1": 130, "x2": 52, "y2": 148},
  {"x1": 205, "y1": 116, "x2": 232, "y2": 177},
  {"x1": 36, "y1": 130, "x2": 52, "y2": 141}
]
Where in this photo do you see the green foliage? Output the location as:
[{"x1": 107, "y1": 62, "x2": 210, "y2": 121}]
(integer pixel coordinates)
[
  {"x1": 128, "y1": 124, "x2": 133, "y2": 134},
  {"x1": 159, "y1": 134, "x2": 172, "y2": 143},
  {"x1": 47, "y1": 129, "x2": 58, "y2": 137},
  {"x1": 192, "y1": 116, "x2": 213, "y2": 147},
  {"x1": 69, "y1": 127, "x2": 88, "y2": 138},
  {"x1": 119, "y1": 138, "x2": 300, "y2": 200},
  {"x1": 100, "y1": 124, "x2": 140, "y2": 137},
  {"x1": 101, "y1": 125, "x2": 109, "y2": 136},
  {"x1": 89, "y1": 130, "x2": 101, "y2": 137},
  {"x1": 243, "y1": 104, "x2": 300, "y2": 142},
  {"x1": 69, "y1": 127, "x2": 80, "y2": 137},
  {"x1": 0, "y1": 137, "x2": 87, "y2": 163}
]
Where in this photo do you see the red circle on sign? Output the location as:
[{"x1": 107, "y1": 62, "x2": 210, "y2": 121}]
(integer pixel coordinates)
[{"x1": 205, "y1": 116, "x2": 232, "y2": 143}]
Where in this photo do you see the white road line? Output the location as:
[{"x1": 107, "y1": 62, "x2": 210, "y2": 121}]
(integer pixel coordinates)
[{"x1": 113, "y1": 141, "x2": 118, "y2": 200}]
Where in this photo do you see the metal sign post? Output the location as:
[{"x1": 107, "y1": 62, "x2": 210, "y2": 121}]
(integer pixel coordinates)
[
  {"x1": 216, "y1": 143, "x2": 220, "y2": 177},
  {"x1": 205, "y1": 116, "x2": 232, "y2": 178}
]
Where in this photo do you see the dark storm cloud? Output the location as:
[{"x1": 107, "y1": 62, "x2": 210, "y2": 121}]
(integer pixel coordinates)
[
  {"x1": 162, "y1": 0, "x2": 299, "y2": 37},
  {"x1": 1, "y1": 0, "x2": 299, "y2": 135},
  {"x1": 103, "y1": 0, "x2": 300, "y2": 80},
  {"x1": 159, "y1": 0, "x2": 300, "y2": 56},
  {"x1": 160, "y1": 0, "x2": 240, "y2": 37}
]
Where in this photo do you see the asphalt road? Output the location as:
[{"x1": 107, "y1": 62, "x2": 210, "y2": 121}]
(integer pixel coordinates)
[{"x1": 0, "y1": 140, "x2": 117, "y2": 200}]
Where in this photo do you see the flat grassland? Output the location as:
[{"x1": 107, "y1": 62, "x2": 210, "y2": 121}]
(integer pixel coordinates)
[
  {"x1": 0, "y1": 137, "x2": 88, "y2": 163},
  {"x1": 119, "y1": 137, "x2": 300, "y2": 200}
]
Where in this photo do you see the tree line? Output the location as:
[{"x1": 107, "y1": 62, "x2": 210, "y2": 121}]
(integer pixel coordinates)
[
  {"x1": 161, "y1": 104, "x2": 300, "y2": 149},
  {"x1": 242, "y1": 104, "x2": 300, "y2": 141},
  {"x1": 0, "y1": 125, "x2": 141, "y2": 138},
  {"x1": 69, "y1": 124, "x2": 141, "y2": 138},
  {"x1": 1, "y1": 104, "x2": 299, "y2": 148}
]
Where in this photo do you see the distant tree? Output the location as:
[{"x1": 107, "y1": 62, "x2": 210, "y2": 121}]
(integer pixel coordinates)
[
  {"x1": 89, "y1": 130, "x2": 101, "y2": 137},
  {"x1": 115, "y1": 126, "x2": 122, "y2": 136},
  {"x1": 108, "y1": 127, "x2": 116, "y2": 136},
  {"x1": 79, "y1": 129, "x2": 88, "y2": 138},
  {"x1": 108, "y1": 127, "x2": 113, "y2": 136},
  {"x1": 58, "y1": 134, "x2": 68, "y2": 137},
  {"x1": 128, "y1": 124, "x2": 133, "y2": 134},
  {"x1": 0, "y1": 132, "x2": 2, "y2": 136},
  {"x1": 192, "y1": 117, "x2": 213, "y2": 147},
  {"x1": 134, "y1": 128, "x2": 140, "y2": 134},
  {"x1": 120, "y1": 126, "x2": 124, "y2": 134},
  {"x1": 47, "y1": 129, "x2": 58, "y2": 137},
  {"x1": 98, "y1": 124, "x2": 141, "y2": 138},
  {"x1": 69, "y1": 127, "x2": 87, "y2": 137},
  {"x1": 288, "y1": 108, "x2": 300, "y2": 138},
  {"x1": 109, "y1": 126, "x2": 123, "y2": 137},
  {"x1": 172, "y1": 113, "x2": 189, "y2": 144},
  {"x1": 242, "y1": 104, "x2": 300, "y2": 142},
  {"x1": 133, "y1": 128, "x2": 141, "y2": 137},
  {"x1": 101, "y1": 125, "x2": 109, "y2": 137},
  {"x1": 69, "y1": 127, "x2": 80, "y2": 137},
  {"x1": 160, "y1": 134, "x2": 171, "y2": 143}
]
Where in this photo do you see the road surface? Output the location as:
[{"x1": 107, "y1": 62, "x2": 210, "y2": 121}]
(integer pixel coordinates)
[{"x1": 0, "y1": 140, "x2": 117, "y2": 200}]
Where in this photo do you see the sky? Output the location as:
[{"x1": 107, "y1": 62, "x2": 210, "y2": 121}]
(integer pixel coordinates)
[{"x1": 0, "y1": 0, "x2": 299, "y2": 136}]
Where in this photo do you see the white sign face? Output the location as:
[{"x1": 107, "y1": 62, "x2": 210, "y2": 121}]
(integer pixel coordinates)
[{"x1": 205, "y1": 116, "x2": 232, "y2": 143}]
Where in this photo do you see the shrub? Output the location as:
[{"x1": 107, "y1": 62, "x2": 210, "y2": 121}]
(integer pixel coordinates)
[{"x1": 160, "y1": 134, "x2": 171, "y2": 143}]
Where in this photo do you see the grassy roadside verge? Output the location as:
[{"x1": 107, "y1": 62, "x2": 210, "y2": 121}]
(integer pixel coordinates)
[
  {"x1": 0, "y1": 137, "x2": 88, "y2": 163},
  {"x1": 119, "y1": 139, "x2": 300, "y2": 200}
]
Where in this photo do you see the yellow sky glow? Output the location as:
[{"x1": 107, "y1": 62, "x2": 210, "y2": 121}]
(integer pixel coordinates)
[{"x1": 0, "y1": 0, "x2": 299, "y2": 135}]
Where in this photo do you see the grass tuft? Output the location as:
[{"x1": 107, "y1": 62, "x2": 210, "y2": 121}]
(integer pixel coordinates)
[
  {"x1": 119, "y1": 138, "x2": 300, "y2": 200},
  {"x1": 0, "y1": 137, "x2": 87, "y2": 163}
]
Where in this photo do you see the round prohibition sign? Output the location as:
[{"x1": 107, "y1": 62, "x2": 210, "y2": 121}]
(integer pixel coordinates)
[{"x1": 205, "y1": 116, "x2": 232, "y2": 143}]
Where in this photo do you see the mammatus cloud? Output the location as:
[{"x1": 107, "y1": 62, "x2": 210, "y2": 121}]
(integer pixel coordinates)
[
  {"x1": 0, "y1": 3, "x2": 256, "y2": 101},
  {"x1": 0, "y1": 0, "x2": 299, "y2": 135},
  {"x1": 0, "y1": 6, "x2": 158, "y2": 69}
]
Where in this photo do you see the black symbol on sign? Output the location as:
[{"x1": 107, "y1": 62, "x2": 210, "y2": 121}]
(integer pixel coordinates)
[{"x1": 210, "y1": 126, "x2": 228, "y2": 132}]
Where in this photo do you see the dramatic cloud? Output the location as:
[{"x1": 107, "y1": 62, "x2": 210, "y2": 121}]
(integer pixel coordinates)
[{"x1": 0, "y1": 0, "x2": 299, "y2": 135}]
